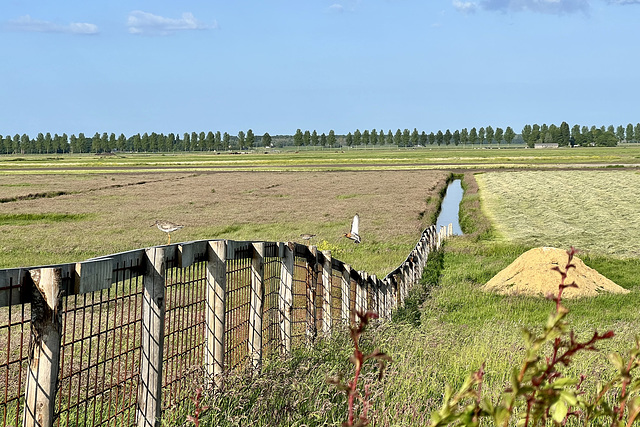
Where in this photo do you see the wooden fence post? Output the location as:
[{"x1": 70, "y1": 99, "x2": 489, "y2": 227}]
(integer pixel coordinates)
[
  {"x1": 413, "y1": 256, "x2": 421, "y2": 285},
  {"x1": 382, "y1": 278, "x2": 390, "y2": 317},
  {"x1": 206, "y1": 240, "x2": 226, "y2": 388},
  {"x1": 416, "y1": 242, "x2": 425, "y2": 270},
  {"x1": 402, "y1": 263, "x2": 412, "y2": 293},
  {"x1": 137, "y1": 247, "x2": 166, "y2": 427},
  {"x1": 355, "y1": 272, "x2": 367, "y2": 314},
  {"x1": 388, "y1": 277, "x2": 397, "y2": 314},
  {"x1": 370, "y1": 275, "x2": 379, "y2": 315},
  {"x1": 320, "y1": 250, "x2": 332, "y2": 337},
  {"x1": 393, "y1": 272, "x2": 403, "y2": 307},
  {"x1": 340, "y1": 264, "x2": 351, "y2": 322},
  {"x1": 23, "y1": 268, "x2": 63, "y2": 427},
  {"x1": 279, "y1": 242, "x2": 294, "y2": 355},
  {"x1": 306, "y1": 246, "x2": 318, "y2": 346},
  {"x1": 248, "y1": 242, "x2": 265, "y2": 374}
]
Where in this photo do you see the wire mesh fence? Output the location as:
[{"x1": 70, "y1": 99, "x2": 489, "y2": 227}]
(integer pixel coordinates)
[
  {"x1": 224, "y1": 243, "x2": 252, "y2": 373},
  {"x1": 291, "y1": 254, "x2": 313, "y2": 348},
  {"x1": 0, "y1": 224, "x2": 446, "y2": 426},
  {"x1": 262, "y1": 242, "x2": 282, "y2": 358},
  {"x1": 55, "y1": 258, "x2": 143, "y2": 427},
  {"x1": 0, "y1": 276, "x2": 30, "y2": 427},
  {"x1": 162, "y1": 255, "x2": 207, "y2": 412}
]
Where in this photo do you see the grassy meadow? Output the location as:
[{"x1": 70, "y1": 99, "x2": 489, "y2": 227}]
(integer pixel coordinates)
[
  {"x1": 2, "y1": 149, "x2": 640, "y2": 425},
  {"x1": 1, "y1": 145, "x2": 640, "y2": 172}
]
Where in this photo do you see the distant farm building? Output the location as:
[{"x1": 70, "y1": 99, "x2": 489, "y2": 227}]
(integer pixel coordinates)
[{"x1": 534, "y1": 143, "x2": 559, "y2": 149}]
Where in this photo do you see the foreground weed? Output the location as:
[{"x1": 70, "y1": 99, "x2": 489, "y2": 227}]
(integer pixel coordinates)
[
  {"x1": 430, "y1": 247, "x2": 640, "y2": 426},
  {"x1": 329, "y1": 310, "x2": 391, "y2": 426},
  {"x1": 186, "y1": 387, "x2": 210, "y2": 427}
]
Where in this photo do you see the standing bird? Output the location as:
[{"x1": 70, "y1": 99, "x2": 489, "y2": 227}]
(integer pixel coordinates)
[
  {"x1": 152, "y1": 220, "x2": 184, "y2": 244},
  {"x1": 343, "y1": 213, "x2": 361, "y2": 244},
  {"x1": 300, "y1": 233, "x2": 316, "y2": 242}
]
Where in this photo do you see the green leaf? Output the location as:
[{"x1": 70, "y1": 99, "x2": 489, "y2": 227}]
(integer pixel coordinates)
[
  {"x1": 552, "y1": 377, "x2": 577, "y2": 387},
  {"x1": 510, "y1": 368, "x2": 521, "y2": 393},
  {"x1": 608, "y1": 352, "x2": 624, "y2": 371},
  {"x1": 560, "y1": 390, "x2": 578, "y2": 406},
  {"x1": 443, "y1": 384, "x2": 453, "y2": 405},
  {"x1": 552, "y1": 400, "x2": 568, "y2": 423},
  {"x1": 480, "y1": 396, "x2": 494, "y2": 414},
  {"x1": 494, "y1": 407, "x2": 511, "y2": 425},
  {"x1": 627, "y1": 395, "x2": 640, "y2": 416}
]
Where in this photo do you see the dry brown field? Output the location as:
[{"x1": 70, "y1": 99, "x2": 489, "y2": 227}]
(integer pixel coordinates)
[{"x1": 0, "y1": 170, "x2": 449, "y2": 276}]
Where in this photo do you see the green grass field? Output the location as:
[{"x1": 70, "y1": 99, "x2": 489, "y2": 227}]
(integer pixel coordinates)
[{"x1": 2, "y1": 146, "x2": 640, "y2": 172}]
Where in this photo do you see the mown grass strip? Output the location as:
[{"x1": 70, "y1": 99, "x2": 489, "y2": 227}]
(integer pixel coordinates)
[
  {"x1": 0, "y1": 191, "x2": 69, "y2": 203},
  {"x1": 476, "y1": 170, "x2": 640, "y2": 258},
  {"x1": 0, "y1": 213, "x2": 93, "y2": 226}
]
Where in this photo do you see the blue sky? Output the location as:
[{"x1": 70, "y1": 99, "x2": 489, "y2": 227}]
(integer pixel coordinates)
[{"x1": 2, "y1": 0, "x2": 639, "y2": 138}]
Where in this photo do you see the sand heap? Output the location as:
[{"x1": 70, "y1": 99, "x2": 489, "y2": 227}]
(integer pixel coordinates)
[{"x1": 482, "y1": 247, "x2": 629, "y2": 298}]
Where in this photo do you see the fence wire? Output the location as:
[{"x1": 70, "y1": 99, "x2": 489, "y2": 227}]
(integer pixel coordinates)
[
  {"x1": 331, "y1": 269, "x2": 344, "y2": 324},
  {"x1": 262, "y1": 242, "x2": 282, "y2": 358},
  {"x1": 289, "y1": 256, "x2": 309, "y2": 348},
  {"x1": 224, "y1": 244, "x2": 252, "y2": 372},
  {"x1": 0, "y1": 276, "x2": 29, "y2": 427},
  {"x1": 55, "y1": 259, "x2": 143, "y2": 427},
  {"x1": 162, "y1": 256, "x2": 207, "y2": 411}
]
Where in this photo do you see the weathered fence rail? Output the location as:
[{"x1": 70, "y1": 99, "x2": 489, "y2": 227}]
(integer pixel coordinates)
[{"x1": 0, "y1": 224, "x2": 452, "y2": 427}]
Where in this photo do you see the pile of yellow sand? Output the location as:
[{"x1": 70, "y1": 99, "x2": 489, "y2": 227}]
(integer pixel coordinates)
[{"x1": 481, "y1": 247, "x2": 629, "y2": 298}]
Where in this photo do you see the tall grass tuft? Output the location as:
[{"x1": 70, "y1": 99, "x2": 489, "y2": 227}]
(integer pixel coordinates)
[{"x1": 392, "y1": 248, "x2": 445, "y2": 326}]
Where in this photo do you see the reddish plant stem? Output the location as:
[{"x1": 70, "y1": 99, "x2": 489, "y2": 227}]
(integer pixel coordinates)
[{"x1": 347, "y1": 350, "x2": 363, "y2": 426}]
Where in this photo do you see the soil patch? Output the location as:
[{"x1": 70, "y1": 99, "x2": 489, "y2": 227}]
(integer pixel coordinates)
[{"x1": 481, "y1": 247, "x2": 629, "y2": 298}]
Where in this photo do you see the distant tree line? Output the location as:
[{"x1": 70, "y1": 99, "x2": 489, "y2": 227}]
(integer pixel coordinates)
[
  {"x1": 336, "y1": 127, "x2": 520, "y2": 148},
  {"x1": 0, "y1": 130, "x2": 263, "y2": 154},
  {"x1": 521, "y1": 122, "x2": 640, "y2": 148},
  {"x1": 2, "y1": 122, "x2": 639, "y2": 154}
]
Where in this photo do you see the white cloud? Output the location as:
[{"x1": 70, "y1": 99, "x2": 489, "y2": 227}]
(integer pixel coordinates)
[
  {"x1": 127, "y1": 11, "x2": 214, "y2": 35},
  {"x1": 607, "y1": 0, "x2": 640, "y2": 4},
  {"x1": 6, "y1": 15, "x2": 98, "y2": 34},
  {"x1": 455, "y1": 0, "x2": 590, "y2": 14},
  {"x1": 329, "y1": 4, "x2": 345, "y2": 13},
  {"x1": 453, "y1": 0, "x2": 479, "y2": 13}
]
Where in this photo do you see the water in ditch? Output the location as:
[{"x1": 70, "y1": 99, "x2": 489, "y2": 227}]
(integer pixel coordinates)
[{"x1": 436, "y1": 179, "x2": 463, "y2": 235}]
